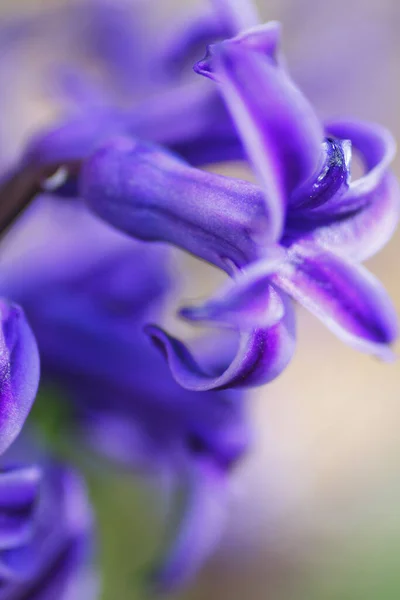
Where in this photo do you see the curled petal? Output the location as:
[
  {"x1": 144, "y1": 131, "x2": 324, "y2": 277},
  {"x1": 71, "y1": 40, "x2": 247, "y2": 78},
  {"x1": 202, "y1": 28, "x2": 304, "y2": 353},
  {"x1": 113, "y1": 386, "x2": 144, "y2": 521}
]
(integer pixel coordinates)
[
  {"x1": 295, "y1": 120, "x2": 397, "y2": 218},
  {"x1": 326, "y1": 120, "x2": 396, "y2": 207},
  {"x1": 81, "y1": 136, "x2": 267, "y2": 271},
  {"x1": 195, "y1": 22, "x2": 324, "y2": 241},
  {"x1": 302, "y1": 171, "x2": 400, "y2": 262},
  {"x1": 150, "y1": 458, "x2": 227, "y2": 593},
  {"x1": 273, "y1": 245, "x2": 398, "y2": 359},
  {"x1": 289, "y1": 121, "x2": 400, "y2": 261},
  {"x1": 0, "y1": 467, "x2": 41, "y2": 551},
  {"x1": 145, "y1": 297, "x2": 296, "y2": 391},
  {"x1": 289, "y1": 137, "x2": 351, "y2": 211},
  {"x1": 0, "y1": 300, "x2": 40, "y2": 455},
  {"x1": 180, "y1": 249, "x2": 285, "y2": 329}
]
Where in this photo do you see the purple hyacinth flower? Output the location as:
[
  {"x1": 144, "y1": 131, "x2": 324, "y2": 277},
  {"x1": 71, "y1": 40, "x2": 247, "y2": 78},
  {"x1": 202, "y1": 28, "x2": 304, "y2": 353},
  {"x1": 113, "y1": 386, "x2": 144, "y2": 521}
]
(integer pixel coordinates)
[
  {"x1": 0, "y1": 466, "x2": 40, "y2": 551},
  {"x1": 188, "y1": 23, "x2": 400, "y2": 355},
  {"x1": 0, "y1": 293, "x2": 93, "y2": 597},
  {"x1": 79, "y1": 136, "x2": 296, "y2": 390},
  {"x1": 0, "y1": 197, "x2": 250, "y2": 591},
  {"x1": 0, "y1": 299, "x2": 39, "y2": 455},
  {"x1": 175, "y1": 123, "x2": 399, "y2": 360},
  {"x1": 0, "y1": 461, "x2": 95, "y2": 600},
  {"x1": 79, "y1": 19, "x2": 399, "y2": 390}
]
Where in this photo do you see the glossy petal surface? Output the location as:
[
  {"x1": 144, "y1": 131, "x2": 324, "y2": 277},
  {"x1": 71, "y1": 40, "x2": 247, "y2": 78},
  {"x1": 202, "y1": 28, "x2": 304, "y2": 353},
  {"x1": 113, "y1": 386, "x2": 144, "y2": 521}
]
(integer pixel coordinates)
[
  {"x1": 0, "y1": 300, "x2": 39, "y2": 456},
  {"x1": 273, "y1": 245, "x2": 398, "y2": 359}
]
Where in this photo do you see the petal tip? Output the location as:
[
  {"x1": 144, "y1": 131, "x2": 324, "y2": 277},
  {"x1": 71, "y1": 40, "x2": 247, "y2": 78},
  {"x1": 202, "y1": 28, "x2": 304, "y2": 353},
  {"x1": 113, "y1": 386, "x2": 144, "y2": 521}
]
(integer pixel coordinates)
[{"x1": 193, "y1": 46, "x2": 217, "y2": 79}]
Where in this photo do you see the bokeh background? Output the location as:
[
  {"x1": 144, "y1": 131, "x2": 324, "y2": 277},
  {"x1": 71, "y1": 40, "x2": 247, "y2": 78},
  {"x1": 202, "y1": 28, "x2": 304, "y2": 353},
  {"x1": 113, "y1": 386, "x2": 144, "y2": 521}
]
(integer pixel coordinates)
[{"x1": 1, "y1": 1, "x2": 400, "y2": 599}]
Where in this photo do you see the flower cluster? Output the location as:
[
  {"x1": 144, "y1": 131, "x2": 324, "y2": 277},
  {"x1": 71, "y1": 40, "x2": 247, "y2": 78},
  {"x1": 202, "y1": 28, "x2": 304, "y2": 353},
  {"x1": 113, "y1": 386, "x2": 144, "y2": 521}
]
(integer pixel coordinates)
[
  {"x1": 0, "y1": 0, "x2": 398, "y2": 596},
  {"x1": 0, "y1": 301, "x2": 94, "y2": 599}
]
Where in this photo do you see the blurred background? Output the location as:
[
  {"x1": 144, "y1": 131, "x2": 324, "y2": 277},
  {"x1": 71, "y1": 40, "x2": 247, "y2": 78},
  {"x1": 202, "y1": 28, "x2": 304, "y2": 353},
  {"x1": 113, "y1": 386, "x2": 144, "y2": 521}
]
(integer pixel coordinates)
[{"x1": 1, "y1": 1, "x2": 400, "y2": 599}]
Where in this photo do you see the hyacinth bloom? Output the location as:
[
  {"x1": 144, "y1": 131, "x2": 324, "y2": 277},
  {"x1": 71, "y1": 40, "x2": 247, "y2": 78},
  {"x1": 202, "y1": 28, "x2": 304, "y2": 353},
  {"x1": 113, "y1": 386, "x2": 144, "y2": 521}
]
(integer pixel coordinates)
[
  {"x1": 0, "y1": 0, "x2": 256, "y2": 592},
  {"x1": 0, "y1": 197, "x2": 250, "y2": 592},
  {"x1": 0, "y1": 462, "x2": 95, "y2": 600},
  {"x1": 79, "y1": 136, "x2": 297, "y2": 391},
  {"x1": 0, "y1": 0, "x2": 398, "y2": 596},
  {"x1": 0, "y1": 297, "x2": 94, "y2": 598},
  {"x1": 79, "y1": 19, "x2": 399, "y2": 392},
  {"x1": 0, "y1": 466, "x2": 40, "y2": 555},
  {"x1": 3, "y1": 4, "x2": 296, "y2": 397},
  {"x1": 0, "y1": 299, "x2": 39, "y2": 455}
]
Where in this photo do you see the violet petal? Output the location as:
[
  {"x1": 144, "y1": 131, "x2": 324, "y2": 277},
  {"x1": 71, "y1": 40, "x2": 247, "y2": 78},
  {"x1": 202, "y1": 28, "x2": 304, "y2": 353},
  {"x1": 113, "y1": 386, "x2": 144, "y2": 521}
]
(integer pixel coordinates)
[
  {"x1": 150, "y1": 458, "x2": 227, "y2": 594},
  {"x1": 0, "y1": 464, "x2": 95, "y2": 600},
  {"x1": 302, "y1": 172, "x2": 400, "y2": 262},
  {"x1": 273, "y1": 244, "x2": 398, "y2": 359},
  {"x1": 294, "y1": 120, "x2": 396, "y2": 217},
  {"x1": 0, "y1": 300, "x2": 40, "y2": 456},
  {"x1": 145, "y1": 296, "x2": 296, "y2": 391},
  {"x1": 289, "y1": 121, "x2": 400, "y2": 261},
  {"x1": 326, "y1": 119, "x2": 396, "y2": 209},
  {"x1": 195, "y1": 22, "x2": 324, "y2": 241},
  {"x1": 289, "y1": 137, "x2": 351, "y2": 211},
  {"x1": 179, "y1": 249, "x2": 285, "y2": 330},
  {"x1": 0, "y1": 466, "x2": 41, "y2": 551},
  {"x1": 80, "y1": 136, "x2": 267, "y2": 271}
]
